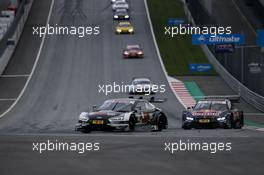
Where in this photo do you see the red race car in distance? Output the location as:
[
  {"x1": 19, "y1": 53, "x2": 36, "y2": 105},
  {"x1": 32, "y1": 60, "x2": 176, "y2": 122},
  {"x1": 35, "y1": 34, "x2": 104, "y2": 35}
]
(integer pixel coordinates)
[{"x1": 123, "y1": 45, "x2": 144, "y2": 58}]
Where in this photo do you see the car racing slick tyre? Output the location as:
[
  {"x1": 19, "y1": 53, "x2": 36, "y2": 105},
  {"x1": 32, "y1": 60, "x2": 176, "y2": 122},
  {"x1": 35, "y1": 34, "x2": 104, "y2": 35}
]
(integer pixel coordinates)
[
  {"x1": 181, "y1": 115, "x2": 191, "y2": 130},
  {"x1": 232, "y1": 112, "x2": 243, "y2": 129},
  {"x1": 232, "y1": 119, "x2": 243, "y2": 129},
  {"x1": 224, "y1": 116, "x2": 232, "y2": 129},
  {"x1": 81, "y1": 128, "x2": 91, "y2": 133},
  {"x1": 128, "y1": 115, "x2": 136, "y2": 131},
  {"x1": 182, "y1": 123, "x2": 192, "y2": 130},
  {"x1": 153, "y1": 114, "x2": 167, "y2": 132}
]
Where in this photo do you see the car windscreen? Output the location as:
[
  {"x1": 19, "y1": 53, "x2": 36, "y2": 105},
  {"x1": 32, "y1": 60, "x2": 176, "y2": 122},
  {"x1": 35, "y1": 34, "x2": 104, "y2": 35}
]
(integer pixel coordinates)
[
  {"x1": 194, "y1": 101, "x2": 211, "y2": 110},
  {"x1": 194, "y1": 101, "x2": 227, "y2": 111},
  {"x1": 116, "y1": 2, "x2": 126, "y2": 5},
  {"x1": 211, "y1": 102, "x2": 228, "y2": 111},
  {"x1": 114, "y1": 102, "x2": 133, "y2": 112},
  {"x1": 97, "y1": 100, "x2": 133, "y2": 112}
]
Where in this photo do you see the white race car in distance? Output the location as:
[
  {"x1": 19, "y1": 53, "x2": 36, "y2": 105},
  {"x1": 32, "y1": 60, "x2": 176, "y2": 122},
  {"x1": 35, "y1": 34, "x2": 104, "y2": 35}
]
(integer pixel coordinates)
[
  {"x1": 111, "y1": 0, "x2": 127, "y2": 4},
  {"x1": 129, "y1": 77, "x2": 155, "y2": 95},
  {"x1": 112, "y1": 2, "x2": 129, "y2": 11}
]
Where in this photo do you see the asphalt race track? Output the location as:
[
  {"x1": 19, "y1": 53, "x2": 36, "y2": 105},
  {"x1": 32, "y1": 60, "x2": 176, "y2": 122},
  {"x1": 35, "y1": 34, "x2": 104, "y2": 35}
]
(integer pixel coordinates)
[
  {"x1": 0, "y1": 0, "x2": 263, "y2": 174},
  {"x1": 0, "y1": 0, "x2": 183, "y2": 133}
]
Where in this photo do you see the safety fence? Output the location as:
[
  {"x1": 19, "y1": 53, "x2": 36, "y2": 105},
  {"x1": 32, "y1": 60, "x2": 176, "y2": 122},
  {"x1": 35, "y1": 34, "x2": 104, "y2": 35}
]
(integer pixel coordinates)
[
  {"x1": 0, "y1": 0, "x2": 33, "y2": 74},
  {"x1": 181, "y1": 0, "x2": 264, "y2": 112}
]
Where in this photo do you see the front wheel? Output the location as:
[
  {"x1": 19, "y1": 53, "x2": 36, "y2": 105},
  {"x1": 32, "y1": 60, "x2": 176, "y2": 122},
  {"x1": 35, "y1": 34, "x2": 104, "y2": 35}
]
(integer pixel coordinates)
[
  {"x1": 81, "y1": 128, "x2": 91, "y2": 133},
  {"x1": 182, "y1": 123, "x2": 192, "y2": 130},
  {"x1": 128, "y1": 116, "x2": 136, "y2": 131},
  {"x1": 224, "y1": 116, "x2": 232, "y2": 129}
]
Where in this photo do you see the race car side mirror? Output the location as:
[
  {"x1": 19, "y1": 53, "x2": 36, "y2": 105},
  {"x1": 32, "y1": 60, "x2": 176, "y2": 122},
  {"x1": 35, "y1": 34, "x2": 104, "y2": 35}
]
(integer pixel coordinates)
[
  {"x1": 187, "y1": 106, "x2": 193, "y2": 110},
  {"x1": 92, "y1": 105, "x2": 97, "y2": 111}
]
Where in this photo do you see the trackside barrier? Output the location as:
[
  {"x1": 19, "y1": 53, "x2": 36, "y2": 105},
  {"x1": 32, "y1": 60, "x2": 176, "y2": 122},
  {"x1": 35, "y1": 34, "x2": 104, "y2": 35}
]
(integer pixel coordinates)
[
  {"x1": 0, "y1": 9, "x2": 16, "y2": 39},
  {"x1": 181, "y1": 0, "x2": 264, "y2": 112},
  {"x1": 0, "y1": 0, "x2": 34, "y2": 75}
]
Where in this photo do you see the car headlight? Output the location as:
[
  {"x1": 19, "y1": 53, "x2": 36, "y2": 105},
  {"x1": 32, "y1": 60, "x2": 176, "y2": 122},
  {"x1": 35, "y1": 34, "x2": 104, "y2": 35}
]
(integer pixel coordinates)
[
  {"x1": 116, "y1": 29, "x2": 122, "y2": 32},
  {"x1": 125, "y1": 15, "x2": 129, "y2": 18},
  {"x1": 109, "y1": 114, "x2": 125, "y2": 121},
  {"x1": 114, "y1": 15, "x2": 118, "y2": 18},
  {"x1": 138, "y1": 51, "x2": 143, "y2": 54},
  {"x1": 217, "y1": 113, "x2": 229, "y2": 121},
  {"x1": 79, "y1": 115, "x2": 89, "y2": 122},
  {"x1": 124, "y1": 51, "x2": 129, "y2": 54},
  {"x1": 186, "y1": 116, "x2": 194, "y2": 121},
  {"x1": 129, "y1": 28, "x2": 134, "y2": 32},
  {"x1": 217, "y1": 117, "x2": 226, "y2": 121}
]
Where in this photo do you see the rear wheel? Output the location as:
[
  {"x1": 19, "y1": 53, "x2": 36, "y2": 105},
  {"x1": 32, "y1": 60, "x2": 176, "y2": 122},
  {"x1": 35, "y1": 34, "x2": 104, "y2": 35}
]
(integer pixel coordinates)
[{"x1": 232, "y1": 119, "x2": 242, "y2": 129}]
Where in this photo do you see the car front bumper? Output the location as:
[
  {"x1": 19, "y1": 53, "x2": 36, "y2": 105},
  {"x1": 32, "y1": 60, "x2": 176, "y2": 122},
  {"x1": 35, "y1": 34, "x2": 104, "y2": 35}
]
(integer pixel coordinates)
[
  {"x1": 116, "y1": 30, "x2": 134, "y2": 34},
  {"x1": 123, "y1": 53, "x2": 144, "y2": 58},
  {"x1": 75, "y1": 121, "x2": 129, "y2": 131},
  {"x1": 183, "y1": 118, "x2": 228, "y2": 128}
]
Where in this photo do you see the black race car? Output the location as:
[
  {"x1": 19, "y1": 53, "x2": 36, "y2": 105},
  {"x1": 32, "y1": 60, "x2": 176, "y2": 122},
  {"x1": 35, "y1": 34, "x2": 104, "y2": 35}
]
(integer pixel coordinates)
[
  {"x1": 182, "y1": 99, "x2": 244, "y2": 129},
  {"x1": 75, "y1": 98, "x2": 168, "y2": 133},
  {"x1": 113, "y1": 8, "x2": 130, "y2": 20}
]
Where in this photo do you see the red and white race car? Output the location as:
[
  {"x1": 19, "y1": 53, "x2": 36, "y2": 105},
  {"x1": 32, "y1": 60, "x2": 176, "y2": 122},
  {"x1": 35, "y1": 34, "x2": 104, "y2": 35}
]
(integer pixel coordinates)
[
  {"x1": 182, "y1": 99, "x2": 244, "y2": 129},
  {"x1": 123, "y1": 45, "x2": 144, "y2": 58}
]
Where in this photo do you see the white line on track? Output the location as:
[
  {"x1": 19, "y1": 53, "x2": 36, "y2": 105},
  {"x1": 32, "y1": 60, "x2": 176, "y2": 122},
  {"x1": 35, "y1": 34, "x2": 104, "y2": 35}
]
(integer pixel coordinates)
[
  {"x1": 0, "y1": 75, "x2": 30, "y2": 78},
  {"x1": 0, "y1": 0, "x2": 55, "y2": 119},
  {"x1": 0, "y1": 99, "x2": 16, "y2": 101},
  {"x1": 256, "y1": 128, "x2": 264, "y2": 132}
]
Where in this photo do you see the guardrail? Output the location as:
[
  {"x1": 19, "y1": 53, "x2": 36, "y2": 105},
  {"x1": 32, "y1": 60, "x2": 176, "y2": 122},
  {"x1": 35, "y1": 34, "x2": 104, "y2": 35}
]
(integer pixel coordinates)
[
  {"x1": 181, "y1": 0, "x2": 264, "y2": 112},
  {"x1": 0, "y1": 0, "x2": 33, "y2": 75}
]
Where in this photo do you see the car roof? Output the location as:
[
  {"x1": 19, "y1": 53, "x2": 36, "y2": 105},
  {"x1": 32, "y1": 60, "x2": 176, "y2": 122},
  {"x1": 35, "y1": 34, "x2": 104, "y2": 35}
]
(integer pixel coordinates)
[
  {"x1": 127, "y1": 45, "x2": 140, "y2": 49},
  {"x1": 133, "y1": 77, "x2": 151, "y2": 82}
]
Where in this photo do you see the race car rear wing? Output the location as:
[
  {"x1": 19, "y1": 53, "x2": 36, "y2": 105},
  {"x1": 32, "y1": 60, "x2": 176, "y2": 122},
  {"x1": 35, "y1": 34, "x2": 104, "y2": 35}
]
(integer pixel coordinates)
[
  {"x1": 196, "y1": 95, "x2": 241, "y2": 103},
  {"x1": 149, "y1": 96, "x2": 167, "y2": 103}
]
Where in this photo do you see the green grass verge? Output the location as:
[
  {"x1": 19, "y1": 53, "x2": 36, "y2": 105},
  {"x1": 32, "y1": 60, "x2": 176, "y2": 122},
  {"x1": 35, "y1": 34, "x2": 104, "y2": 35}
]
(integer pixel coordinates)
[
  {"x1": 147, "y1": 0, "x2": 216, "y2": 76},
  {"x1": 244, "y1": 120, "x2": 264, "y2": 128},
  {"x1": 184, "y1": 82, "x2": 205, "y2": 101}
]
